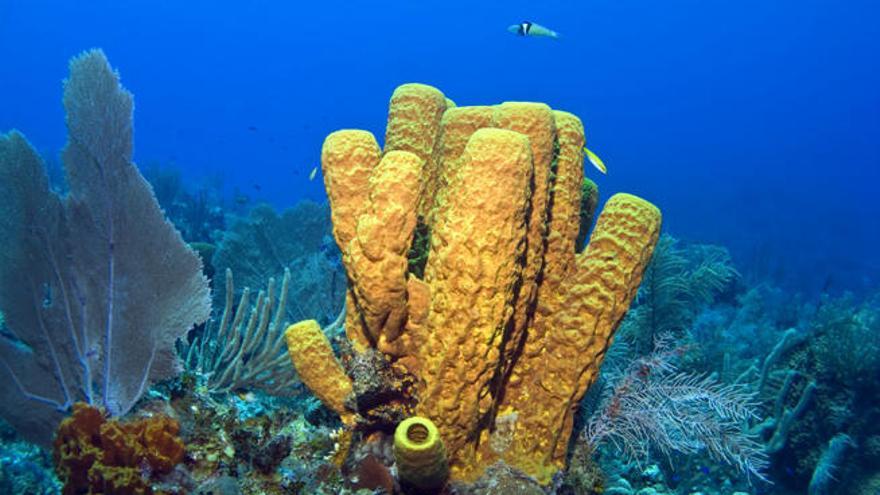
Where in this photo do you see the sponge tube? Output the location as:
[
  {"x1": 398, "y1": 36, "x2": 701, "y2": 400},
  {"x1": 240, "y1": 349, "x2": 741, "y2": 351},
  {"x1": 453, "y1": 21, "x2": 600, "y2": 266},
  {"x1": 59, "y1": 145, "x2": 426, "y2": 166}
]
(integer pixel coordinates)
[{"x1": 394, "y1": 416, "x2": 449, "y2": 492}]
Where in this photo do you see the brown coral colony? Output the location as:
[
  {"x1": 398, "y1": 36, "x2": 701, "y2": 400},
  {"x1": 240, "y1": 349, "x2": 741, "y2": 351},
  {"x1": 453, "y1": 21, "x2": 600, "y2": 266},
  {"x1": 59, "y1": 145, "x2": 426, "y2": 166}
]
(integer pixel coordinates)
[{"x1": 53, "y1": 403, "x2": 185, "y2": 495}]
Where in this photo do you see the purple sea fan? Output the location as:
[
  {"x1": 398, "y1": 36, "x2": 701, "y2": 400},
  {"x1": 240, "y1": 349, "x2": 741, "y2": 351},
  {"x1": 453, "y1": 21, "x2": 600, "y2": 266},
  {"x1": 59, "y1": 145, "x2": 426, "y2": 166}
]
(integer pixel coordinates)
[
  {"x1": 584, "y1": 334, "x2": 769, "y2": 482},
  {"x1": 0, "y1": 49, "x2": 211, "y2": 445}
]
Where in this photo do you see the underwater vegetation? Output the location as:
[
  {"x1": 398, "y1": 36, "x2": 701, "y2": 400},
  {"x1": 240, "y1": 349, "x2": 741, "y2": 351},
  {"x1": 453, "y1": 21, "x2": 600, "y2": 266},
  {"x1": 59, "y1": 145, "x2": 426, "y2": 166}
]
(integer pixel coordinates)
[
  {"x1": 0, "y1": 49, "x2": 878, "y2": 495},
  {"x1": 582, "y1": 333, "x2": 768, "y2": 482}
]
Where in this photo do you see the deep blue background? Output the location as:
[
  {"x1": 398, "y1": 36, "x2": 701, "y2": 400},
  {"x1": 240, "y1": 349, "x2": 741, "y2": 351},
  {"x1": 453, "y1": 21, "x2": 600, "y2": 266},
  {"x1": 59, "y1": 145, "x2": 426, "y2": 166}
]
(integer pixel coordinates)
[{"x1": 1, "y1": 0, "x2": 878, "y2": 293}]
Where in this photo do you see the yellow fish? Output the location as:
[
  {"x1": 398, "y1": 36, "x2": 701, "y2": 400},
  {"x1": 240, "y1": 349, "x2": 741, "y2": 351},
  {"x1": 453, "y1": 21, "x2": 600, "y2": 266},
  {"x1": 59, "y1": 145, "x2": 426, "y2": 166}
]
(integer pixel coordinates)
[
  {"x1": 309, "y1": 166, "x2": 318, "y2": 181},
  {"x1": 237, "y1": 391, "x2": 257, "y2": 403},
  {"x1": 584, "y1": 147, "x2": 607, "y2": 174}
]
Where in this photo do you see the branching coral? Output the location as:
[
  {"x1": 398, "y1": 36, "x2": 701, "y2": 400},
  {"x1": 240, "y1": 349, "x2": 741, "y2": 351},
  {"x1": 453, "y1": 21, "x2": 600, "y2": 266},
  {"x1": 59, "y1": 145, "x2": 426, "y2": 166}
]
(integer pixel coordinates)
[{"x1": 285, "y1": 83, "x2": 662, "y2": 484}]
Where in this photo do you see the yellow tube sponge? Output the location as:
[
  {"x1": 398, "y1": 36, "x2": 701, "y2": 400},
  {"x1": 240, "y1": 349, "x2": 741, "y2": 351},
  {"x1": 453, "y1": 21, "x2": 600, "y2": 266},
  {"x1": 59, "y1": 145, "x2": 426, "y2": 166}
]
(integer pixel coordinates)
[
  {"x1": 491, "y1": 102, "x2": 558, "y2": 382},
  {"x1": 432, "y1": 106, "x2": 495, "y2": 226},
  {"x1": 397, "y1": 276, "x2": 431, "y2": 376},
  {"x1": 321, "y1": 130, "x2": 382, "y2": 351},
  {"x1": 541, "y1": 111, "x2": 587, "y2": 288},
  {"x1": 499, "y1": 194, "x2": 661, "y2": 482},
  {"x1": 384, "y1": 83, "x2": 449, "y2": 221},
  {"x1": 290, "y1": 83, "x2": 662, "y2": 486},
  {"x1": 417, "y1": 128, "x2": 533, "y2": 478},
  {"x1": 347, "y1": 150, "x2": 424, "y2": 349},
  {"x1": 321, "y1": 130, "x2": 380, "y2": 248},
  {"x1": 437, "y1": 106, "x2": 495, "y2": 167},
  {"x1": 394, "y1": 416, "x2": 449, "y2": 492},
  {"x1": 284, "y1": 320, "x2": 353, "y2": 421},
  {"x1": 507, "y1": 111, "x2": 587, "y2": 396}
]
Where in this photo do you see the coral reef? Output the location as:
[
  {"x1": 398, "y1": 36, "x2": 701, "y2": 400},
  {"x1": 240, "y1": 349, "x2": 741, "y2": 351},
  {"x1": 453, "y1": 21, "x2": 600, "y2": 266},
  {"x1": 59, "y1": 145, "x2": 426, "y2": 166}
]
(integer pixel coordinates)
[
  {"x1": 52, "y1": 403, "x2": 185, "y2": 494},
  {"x1": 5, "y1": 47, "x2": 877, "y2": 495},
  {"x1": 136, "y1": 374, "x2": 352, "y2": 495},
  {"x1": 286, "y1": 83, "x2": 661, "y2": 485},
  {"x1": 582, "y1": 233, "x2": 880, "y2": 494},
  {"x1": 773, "y1": 291, "x2": 880, "y2": 493},
  {"x1": 0, "y1": 420, "x2": 60, "y2": 494}
]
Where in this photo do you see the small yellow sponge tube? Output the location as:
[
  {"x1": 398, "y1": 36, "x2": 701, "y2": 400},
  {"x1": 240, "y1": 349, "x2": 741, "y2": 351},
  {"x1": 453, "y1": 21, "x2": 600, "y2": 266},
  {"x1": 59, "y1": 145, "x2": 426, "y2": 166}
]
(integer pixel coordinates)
[
  {"x1": 394, "y1": 416, "x2": 449, "y2": 493},
  {"x1": 284, "y1": 320, "x2": 353, "y2": 421}
]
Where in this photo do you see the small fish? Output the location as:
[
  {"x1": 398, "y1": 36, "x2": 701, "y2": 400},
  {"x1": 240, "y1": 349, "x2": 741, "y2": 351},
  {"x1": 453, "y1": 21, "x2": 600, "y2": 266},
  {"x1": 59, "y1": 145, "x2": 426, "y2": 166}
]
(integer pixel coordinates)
[
  {"x1": 584, "y1": 147, "x2": 607, "y2": 174},
  {"x1": 309, "y1": 166, "x2": 318, "y2": 181},
  {"x1": 237, "y1": 391, "x2": 257, "y2": 403},
  {"x1": 507, "y1": 21, "x2": 560, "y2": 39},
  {"x1": 252, "y1": 183, "x2": 262, "y2": 191},
  {"x1": 247, "y1": 125, "x2": 258, "y2": 132},
  {"x1": 234, "y1": 194, "x2": 250, "y2": 206}
]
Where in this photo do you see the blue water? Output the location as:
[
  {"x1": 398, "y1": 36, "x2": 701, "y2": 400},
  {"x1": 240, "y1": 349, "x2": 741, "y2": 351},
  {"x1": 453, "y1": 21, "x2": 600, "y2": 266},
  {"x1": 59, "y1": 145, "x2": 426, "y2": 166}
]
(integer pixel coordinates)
[
  {"x1": 2, "y1": 2, "x2": 880, "y2": 493},
  {"x1": 1, "y1": 0, "x2": 878, "y2": 294}
]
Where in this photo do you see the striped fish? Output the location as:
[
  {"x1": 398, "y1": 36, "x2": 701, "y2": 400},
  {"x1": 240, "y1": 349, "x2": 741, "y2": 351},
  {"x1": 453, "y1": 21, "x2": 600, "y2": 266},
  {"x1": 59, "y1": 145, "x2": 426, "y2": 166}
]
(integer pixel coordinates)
[{"x1": 507, "y1": 21, "x2": 560, "y2": 39}]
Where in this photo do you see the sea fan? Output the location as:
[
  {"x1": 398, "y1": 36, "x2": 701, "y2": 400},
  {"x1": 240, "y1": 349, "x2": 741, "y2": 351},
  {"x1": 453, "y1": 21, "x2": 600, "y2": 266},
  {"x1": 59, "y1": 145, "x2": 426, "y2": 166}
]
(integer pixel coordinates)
[{"x1": 0, "y1": 50, "x2": 210, "y2": 445}]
